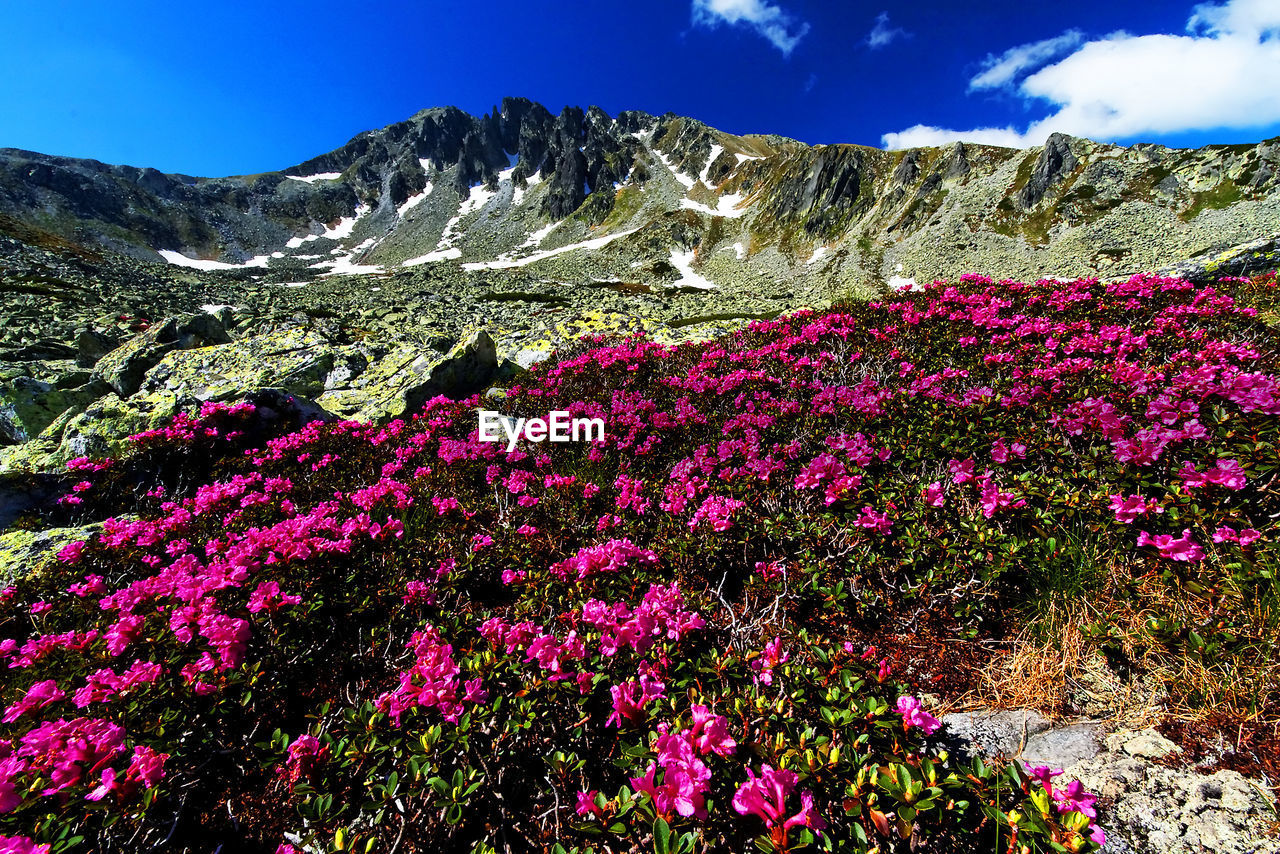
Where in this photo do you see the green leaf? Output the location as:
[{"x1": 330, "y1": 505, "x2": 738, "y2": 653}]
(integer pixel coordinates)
[{"x1": 653, "y1": 817, "x2": 671, "y2": 854}]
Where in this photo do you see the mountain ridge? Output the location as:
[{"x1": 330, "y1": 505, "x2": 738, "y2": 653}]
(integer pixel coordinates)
[{"x1": 1, "y1": 96, "x2": 1278, "y2": 295}]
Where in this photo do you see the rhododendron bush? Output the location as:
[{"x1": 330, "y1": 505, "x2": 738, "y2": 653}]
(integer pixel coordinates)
[{"x1": 3, "y1": 273, "x2": 1278, "y2": 853}]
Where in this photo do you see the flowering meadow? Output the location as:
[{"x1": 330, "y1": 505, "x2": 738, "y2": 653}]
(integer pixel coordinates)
[{"x1": 3, "y1": 272, "x2": 1279, "y2": 853}]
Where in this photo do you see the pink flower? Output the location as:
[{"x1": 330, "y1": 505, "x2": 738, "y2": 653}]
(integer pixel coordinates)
[
  {"x1": 948, "y1": 458, "x2": 975, "y2": 485},
  {"x1": 0, "y1": 836, "x2": 51, "y2": 854},
  {"x1": 3, "y1": 680, "x2": 66, "y2": 723},
  {"x1": 855, "y1": 506, "x2": 892, "y2": 535},
  {"x1": 751, "y1": 637, "x2": 789, "y2": 686},
  {"x1": 732, "y1": 765, "x2": 825, "y2": 840},
  {"x1": 276, "y1": 735, "x2": 328, "y2": 791},
  {"x1": 1109, "y1": 494, "x2": 1161, "y2": 524},
  {"x1": 403, "y1": 580, "x2": 433, "y2": 605},
  {"x1": 896, "y1": 696, "x2": 941, "y2": 735},
  {"x1": 56, "y1": 541, "x2": 85, "y2": 564},
  {"x1": 1137, "y1": 528, "x2": 1205, "y2": 562},
  {"x1": 924, "y1": 481, "x2": 944, "y2": 507},
  {"x1": 246, "y1": 581, "x2": 301, "y2": 614},
  {"x1": 606, "y1": 675, "x2": 665, "y2": 728},
  {"x1": 689, "y1": 705, "x2": 737, "y2": 757},
  {"x1": 575, "y1": 790, "x2": 604, "y2": 818},
  {"x1": 1206, "y1": 459, "x2": 1247, "y2": 490},
  {"x1": 67, "y1": 575, "x2": 106, "y2": 597}
]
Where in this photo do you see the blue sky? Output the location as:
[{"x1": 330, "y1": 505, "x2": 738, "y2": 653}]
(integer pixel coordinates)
[{"x1": 2, "y1": 0, "x2": 1278, "y2": 176}]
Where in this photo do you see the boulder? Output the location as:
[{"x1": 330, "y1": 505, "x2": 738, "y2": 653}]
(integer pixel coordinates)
[
  {"x1": 137, "y1": 327, "x2": 338, "y2": 401},
  {"x1": 93, "y1": 313, "x2": 232, "y2": 398},
  {"x1": 0, "y1": 373, "x2": 110, "y2": 445},
  {"x1": 0, "y1": 523, "x2": 101, "y2": 586},
  {"x1": 318, "y1": 327, "x2": 499, "y2": 421},
  {"x1": 75, "y1": 328, "x2": 120, "y2": 367}
]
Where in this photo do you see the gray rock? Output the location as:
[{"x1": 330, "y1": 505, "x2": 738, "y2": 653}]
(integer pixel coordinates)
[
  {"x1": 1023, "y1": 721, "x2": 1104, "y2": 768},
  {"x1": 93, "y1": 313, "x2": 232, "y2": 397},
  {"x1": 940, "y1": 709, "x2": 1054, "y2": 759},
  {"x1": 0, "y1": 375, "x2": 110, "y2": 444},
  {"x1": 75, "y1": 328, "x2": 119, "y2": 367},
  {"x1": 399, "y1": 327, "x2": 498, "y2": 414},
  {"x1": 1109, "y1": 729, "x2": 1182, "y2": 761},
  {"x1": 1020, "y1": 132, "x2": 1080, "y2": 209}
]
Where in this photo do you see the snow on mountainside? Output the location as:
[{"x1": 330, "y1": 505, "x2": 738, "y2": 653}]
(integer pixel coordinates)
[{"x1": 1, "y1": 96, "x2": 1279, "y2": 297}]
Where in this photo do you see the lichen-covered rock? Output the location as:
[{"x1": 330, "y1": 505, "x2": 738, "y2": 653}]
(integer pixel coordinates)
[
  {"x1": 0, "y1": 523, "x2": 99, "y2": 585},
  {"x1": 1157, "y1": 232, "x2": 1280, "y2": 283},
  {"x1": 75, "y1": 328, "x2": 120, "y2": 367},
  {"x1": 317, "y1": 327, "x2": 498, "y2": 421},
  {"x1": 943, "y1": 713, "x2": 1279, "y2": 853},
  {"x1": 0, "y1": 368, "x2": 110, "y2": 444},
  {"x1": 137, "y1": 327, "x2": 337, "y2": 401},
  {"x1": 1063, "y1": 755, "x2": 1279, "y2": 853},
  {"x1": 54, "y1": 390, "x2": 184, "y2": 465},
  {"x1": 93, "y1": 313, "x2": 232, "y2": 397}
]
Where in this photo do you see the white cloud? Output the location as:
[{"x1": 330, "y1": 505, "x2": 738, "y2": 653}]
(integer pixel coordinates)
[
  {"x1": 881, "y1": 0, "x2": 1280, "y2": 150},
  {"x1": 691, "y1": 0, "x2": 810, "y2": 56},
  {"x1": 867, "y1": 12, "x2": 907, "y2": 49},
  {"x1": 968, "y1": 30, "x2": 1083, "y2": 90},
  {"x1": 882, "y1": 124, "x2": 1029, "y2": 150}
]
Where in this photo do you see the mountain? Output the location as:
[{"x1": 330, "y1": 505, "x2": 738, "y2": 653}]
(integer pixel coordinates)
[{"x1": 2, "y1": 96, "x2": 1279, "y2": 296}]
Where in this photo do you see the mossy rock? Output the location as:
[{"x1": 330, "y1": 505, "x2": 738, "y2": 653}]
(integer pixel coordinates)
[
  {"x1": 0, "y1": 376, "x2": 110, "y2": 444},
  {"x1": 137, "y1": 327, "x2": 337, "y2": 401},
  {"x1": 0, "y1": 523, "x2": 100, "y2": 585}
]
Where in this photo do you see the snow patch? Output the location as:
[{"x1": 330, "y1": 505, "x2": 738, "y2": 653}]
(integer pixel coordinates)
[
  {"x1": 733, "y1": 242, "x2": 747, "y2": 260},
  {"x1": 403, "y1": 247, "x2": 463, "y2": 266},
  {"x1": 734, "y1": 153, "x2": 763, "y2": 164},
  {"x1": 158, "y1": 250, "x2": 270, "y2": 271},
  {"x1": 520, "y1": 220, "x2": 561, "y2": 249},
  {"x1": 397, "y1": 181, "x2": 434, "y2": 217},
  {"x1": 678, "y1": 191, "x2": 746, "y2": 218},
  {"x1": 320, "y1": 203, "x2": 371, "y2": 240},
  {"x1": 285, "y1": 172, "x2": 341, "y2": 184},
  {"x1": 462, "y1": 227, "x2": 640, "y2": 271},
  {"x1": 512, "y1": 171, "x2": 541, "y2": 208},
  {"x1": 667, "y1": 249, "x2": 715, "y2": 290},
  {"x1": 654, "y1": 150, "x2": 696, "y2": 191},
  {"x1": 806, "y1": 247, "x2": 830, "y2": 265},
  {"x1": 699, "y1": 144, "x2": 724, "y2": 185},
  {"x1": 888, "y1": 275, "x2": 922, "y2": 292},
  {"x1": 309, "y1": 256, "x2": 385, "y2": 276},
  {"x1": 201, "y1": 304, "x2": 235, "y2": 315},
  {"x1": 433, "y1": 183, "x2": 497, "y2": 252}
]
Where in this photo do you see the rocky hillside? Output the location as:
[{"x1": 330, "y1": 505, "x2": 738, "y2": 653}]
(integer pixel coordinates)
[{"x1": 2, "y1": 97, "x2": 1279, "y2": 295}]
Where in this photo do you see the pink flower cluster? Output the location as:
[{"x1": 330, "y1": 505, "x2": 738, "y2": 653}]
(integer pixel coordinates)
[
  {"x1": 688, "y1": 495, "x2": 746, "y2": 531},
  {"x1": 277, "y1": 734, "x2": 329, "y2": 791},
  {"x1": 895, "y1": 696, "x2": 941, "y2": 735},
  {"x1": 1026, "y1": 765, "x2": 1105, "y2": 846},
  {"x1": 732, "y1": 764, "x2": 826, "y2": 842},
  {"x1": 1137, "y1": 528, "x2": 1205, "y2": 562},
  {"x1": 630, "y1": 707, "x2": 736, "y2": 819},
  {"x1": 0, "y1": 716, "x2": 162, "y2": 812},
  {"x1": 581, "y1": 583, "x2": 706, "y2": 657},
  {"x1": 548, "y1": 538, "x2": 658, "y2": 582},
  {"x1": 750, "y1": 637, "x2": 789, "y2": 686},
  {"x1": 375, "y1": 625, "x2": 485, "y2": 725}
]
